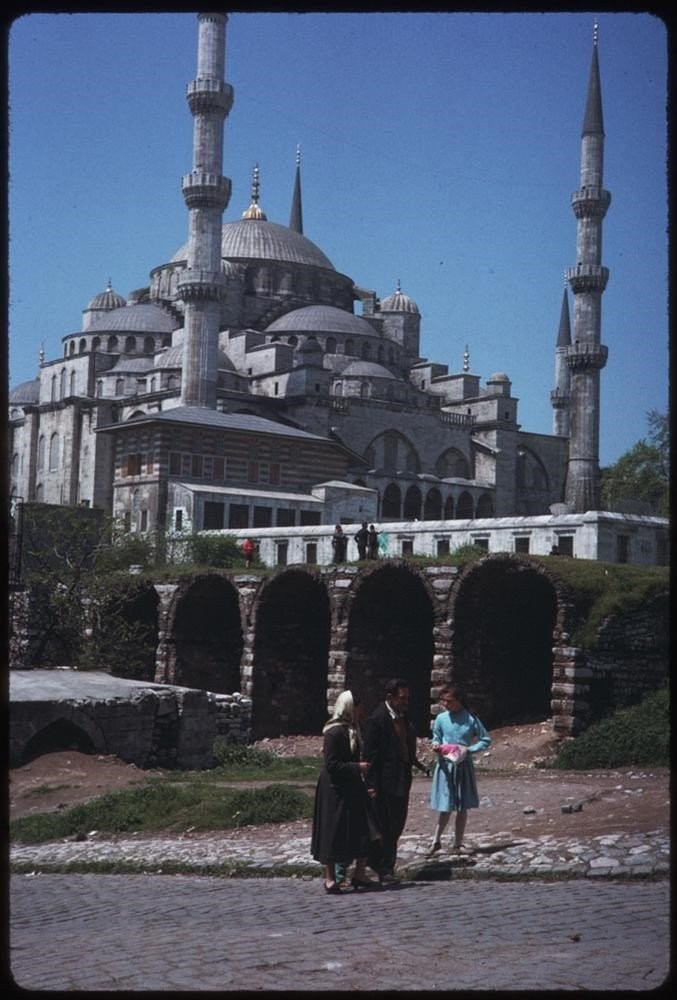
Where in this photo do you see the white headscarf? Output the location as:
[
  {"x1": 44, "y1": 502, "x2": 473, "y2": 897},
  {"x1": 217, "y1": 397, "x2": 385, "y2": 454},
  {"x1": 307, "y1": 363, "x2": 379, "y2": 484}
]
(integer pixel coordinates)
[{"x1": 323, "y1": 690, "x2": 354, "y2": 733}]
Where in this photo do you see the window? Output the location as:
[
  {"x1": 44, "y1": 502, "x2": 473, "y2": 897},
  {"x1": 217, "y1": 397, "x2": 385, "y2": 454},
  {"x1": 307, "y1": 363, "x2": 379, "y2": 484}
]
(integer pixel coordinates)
[
  {"x1": 124, "y1": 453, "x2": 143, "y2": 476},
  {"x1": 276, "y1": 541, "x2": 288, "y2": 566},
  {"x1": 276, "y1": 508, "x2": 296, "y2": 527},
  {"x1": 228, "y1": 503, "x2": 249, "y2": 529},
  {"x1": 306, "y1": 542, "x2": 317, "y2": 564},
  {"x1": 37, "y1": 436, "x2": 45, "y2": 471},
  {"x1": 514, "y1": 536, "x2": 530, "y2": 554},
  {"x1": 558, "y1": 535, "x2": 574, "y2": 557},
  {"x1": 247, "y1": 461, "x2": 259, "y2": 483},
  {"x1": 401, "y1": 539, "x2": 414, "y2": 556},
  {"x1": 70, "y1": 371, "x2": 76, "y2": 395},
  {"x1": 123, "y1": 511, "x2": 132, "y2": 532},
  {"x1": 140, "y1": 510, "x2": 148, "y2": 532},
  {"x1": 436, "y1": 539, "x2": 450, "y2": 557},
  {"x1": 203, "y1": 501, "x2": 225, "y2": 530},
  {"x1": 169, "y1": 452, "x2": 181, "y2": 475},
  {"x1": 253, "y1": 506, "x2": 273, "y2": 527},
  {"x1": 300, "y1": 510, "x2": 321, "y2": 525},
  {"x1": 191, "y1": 455, "x2": 203, "y2": 477},
  {"x1": 48, "y1": 433, "x2": 59, "y2": 471},
  {"x1": 60, "y1": 369, "x2": 67, "y2": 398},
  {"x1": 616, "y1": 534, "x2": 630, "y2": 564},
  {"x1": 175, "y1": 509, "x2": 183, "y2": 531},
  {"x1": 472, "y1": 537, "x2": 489, "y2": 551}
]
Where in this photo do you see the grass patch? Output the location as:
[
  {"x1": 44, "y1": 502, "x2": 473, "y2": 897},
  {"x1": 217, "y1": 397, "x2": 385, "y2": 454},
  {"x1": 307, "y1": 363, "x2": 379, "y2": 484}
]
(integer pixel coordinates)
[
  {"x1": 547, "y1": 686, "x2": 669, "y2": 770},
  {"x1": 10, "y1": 782, "x2": 314, "y2": 844}
]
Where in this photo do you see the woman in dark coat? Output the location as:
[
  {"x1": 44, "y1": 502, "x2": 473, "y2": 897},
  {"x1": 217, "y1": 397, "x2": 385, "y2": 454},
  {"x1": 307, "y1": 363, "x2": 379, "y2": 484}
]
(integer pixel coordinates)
[{"x1": 311, "y1": 690, "x2": 377, "y2": 893}]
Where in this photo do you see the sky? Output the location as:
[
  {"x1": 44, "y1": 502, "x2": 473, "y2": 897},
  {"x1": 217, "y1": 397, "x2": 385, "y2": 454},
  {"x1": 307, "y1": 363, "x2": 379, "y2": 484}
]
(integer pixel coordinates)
[{"x1": 7, "y1": 10, "x2": 669, "y2": 467}]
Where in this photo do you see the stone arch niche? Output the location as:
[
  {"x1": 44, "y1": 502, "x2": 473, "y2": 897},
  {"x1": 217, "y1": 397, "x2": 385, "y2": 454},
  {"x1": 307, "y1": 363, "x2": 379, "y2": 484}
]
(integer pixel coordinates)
[
  {"x1": 450, "y1": 557, "x2": 557, "y2": 728},
  {"x1": 345, "y1": 564, "x2": 434, "y2": 735},
  {"x1": 171, "y1": 575, "x2": 243, "y2": 693},
  {"x1": 22, "y1": 718, "x2": 96, "y2": 764},
  {"x1": 105, "y1": 583, "x2": 160, "y2": 682},
  {"x1": 252, "y1": 570, "x2": 331, "y2": 738}
]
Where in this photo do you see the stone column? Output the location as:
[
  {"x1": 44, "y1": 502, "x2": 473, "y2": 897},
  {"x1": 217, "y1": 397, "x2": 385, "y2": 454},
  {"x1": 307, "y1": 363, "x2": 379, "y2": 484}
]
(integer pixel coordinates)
[
  {"x1": 154, "y1": 583, "x2": 179, "y2": 683},
  {"x1": 551, "y1": 644, "x2": 592, "y2": 736}
]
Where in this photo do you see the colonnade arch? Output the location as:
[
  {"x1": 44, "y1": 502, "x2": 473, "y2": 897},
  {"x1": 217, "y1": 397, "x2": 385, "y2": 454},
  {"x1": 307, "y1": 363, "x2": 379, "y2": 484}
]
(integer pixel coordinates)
[
  {"x1": 449, "y1": 558, "x2": 557, "y2": 728},
  {"x1": 251, "y1": 569, "x2": 331, "y2": 738},
  {"x1": 344, "y1": 564, "x2": 435, "y2": 735},
  {"x1": 171, "y1": 575, "x2": 243, "y2": 694}
]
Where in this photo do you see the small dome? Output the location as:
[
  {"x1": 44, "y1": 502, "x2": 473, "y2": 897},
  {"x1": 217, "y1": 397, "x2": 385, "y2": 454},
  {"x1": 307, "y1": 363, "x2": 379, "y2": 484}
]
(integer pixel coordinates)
[
  {"x1": 487, "y1": 372, "x2": 510, "y2": 383},
  {"x1": 9, "y1": 377, "x2": 40, "y2": 405},
  {"x1": 379, "y1": 281, "x2": 419, "y2": 314},
  {"x1": 87, "y1": 303, "x2": 177, "y2": 334},
  {"x1": 265, "y1": 305, "x2": 376, "y2": 338},
  {"x1": 340, "y1": 360, "x2": 397, "y2": 379},
  {"x1": 86, "y1": 280, "x2": 126, "y2": 312}
]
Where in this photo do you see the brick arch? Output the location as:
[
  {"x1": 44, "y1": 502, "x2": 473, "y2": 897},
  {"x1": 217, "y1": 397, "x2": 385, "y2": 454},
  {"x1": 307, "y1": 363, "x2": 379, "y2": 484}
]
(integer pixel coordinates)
[
  {"x1": 344, "y1": 562, "x2": 437, "y2": 735},
  {"x1": 252, "y1": 568, "x2": 331, "y2": 738},
  {"x1": 447, "y1": 554, "x2": 563, "y2": 728},
  {"x1": 104, "y1": 583, "x2": 160, "y2": 682},
  {"x1": 169, "y1": 574, "x2": 243, "y2": 694}
]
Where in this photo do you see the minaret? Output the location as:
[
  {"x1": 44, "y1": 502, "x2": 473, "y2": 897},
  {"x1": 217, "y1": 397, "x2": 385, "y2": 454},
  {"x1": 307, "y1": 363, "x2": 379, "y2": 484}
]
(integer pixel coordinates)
[
  {"x1": 564, "y1": 22, "x2": 610, "y2": 511},
  {"x1": 289, "y1": 145, "x2": 303, "y2": 234},
  {"x1": 550, "y1": 279, "x2": 572, "y2": 437},
  {"x1": 179, "y1": 13, "x2": 233, "y2": 409}
]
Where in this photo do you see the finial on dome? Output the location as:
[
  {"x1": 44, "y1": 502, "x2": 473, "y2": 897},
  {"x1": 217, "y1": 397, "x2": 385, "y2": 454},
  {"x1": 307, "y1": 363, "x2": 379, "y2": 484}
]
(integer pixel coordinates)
[
  {"x1": 593, "y1": 19, "x2": 598, "y2": 47},
  {"x1": 395, "y1": 279, "x2": 402, "y2": 293},
  {"x1": 39, "y1": 342, "x2": 45, "y2": 366},
  {"x1": 106, "y1": 277, "x2": 113, "y2": 291},
  {"x1": 296, "y1": 144, "x2": 301, "y2": 167},
  {"x1": 242, "y1": 162, "x2": 267, "y2": 220},
  {"x1": 463, "y1": 344, "x2": 470, "y2": 373}
]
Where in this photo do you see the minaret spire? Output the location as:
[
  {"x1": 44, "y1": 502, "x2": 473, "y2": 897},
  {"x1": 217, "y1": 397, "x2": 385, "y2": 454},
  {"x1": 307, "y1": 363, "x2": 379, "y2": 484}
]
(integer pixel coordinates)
[
  {"x1": 550, "y1": 276, "x2": 572, "y2": 437},
  {"x1": 178, "y1": 13, "x2": 233, "y2": 409},
  {"x1": 242, "y1": 163, "x2": 267, "y2": 219},
  {"x1": 289, "y1": 144, "x2": 303, "y2": 233},
  {"x1": 563, "y1": 24, "x2": 610, "y2": 510}
]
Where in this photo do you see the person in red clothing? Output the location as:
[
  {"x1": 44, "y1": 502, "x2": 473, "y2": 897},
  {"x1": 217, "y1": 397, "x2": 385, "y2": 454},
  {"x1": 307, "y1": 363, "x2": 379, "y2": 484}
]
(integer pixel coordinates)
[{"x1": 242, "y1": 537, "x2": 256, "y2": 568}]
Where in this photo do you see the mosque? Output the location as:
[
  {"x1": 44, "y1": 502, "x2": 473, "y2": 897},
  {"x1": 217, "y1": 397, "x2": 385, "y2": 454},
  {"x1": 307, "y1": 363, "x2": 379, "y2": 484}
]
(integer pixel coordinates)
[{"x1": 7, "y1": 14, "x2": 667, "y2": 566}]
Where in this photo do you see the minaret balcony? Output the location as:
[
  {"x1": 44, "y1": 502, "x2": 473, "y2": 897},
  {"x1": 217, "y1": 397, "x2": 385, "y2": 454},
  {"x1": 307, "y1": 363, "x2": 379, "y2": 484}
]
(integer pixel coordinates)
[
  {"x1": 182, "y1": 172, "x2": 231, "y2": 210},
  {"x1": 176, "y1": 268, "x2": 227, "y2": 302},
  {"x1": 571, "y1": 186, "x2": 611, "y2": 220},
  {"x1": 566, "y1": 264, "x2": 609, "y2": 294},
  {"x1": 550, "y1": 388, "x2": 570, "y2": 407},
  {"x1": 186, "y1": 79, "x2": 234, "y2": 117},
  {"x1": 565, "y1": 342, "x2": 608, "y2": 372}
]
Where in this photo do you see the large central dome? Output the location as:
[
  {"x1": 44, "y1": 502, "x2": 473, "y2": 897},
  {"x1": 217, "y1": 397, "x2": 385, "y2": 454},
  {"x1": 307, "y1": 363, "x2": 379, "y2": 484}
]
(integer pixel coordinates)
[{"x1": 171, "y1": 219, "x2": 335, "y2": 271}]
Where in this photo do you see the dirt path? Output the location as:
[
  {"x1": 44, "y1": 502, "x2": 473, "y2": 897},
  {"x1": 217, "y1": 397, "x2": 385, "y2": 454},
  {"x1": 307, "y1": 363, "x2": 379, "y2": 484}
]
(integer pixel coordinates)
[{"x1": 9, "y1": 721, "x2": 669, "y2": 844}]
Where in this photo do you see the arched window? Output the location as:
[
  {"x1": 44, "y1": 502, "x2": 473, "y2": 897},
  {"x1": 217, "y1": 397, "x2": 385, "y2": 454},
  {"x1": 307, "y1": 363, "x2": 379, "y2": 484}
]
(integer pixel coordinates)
[
  {"x1": 69, "y1": 341, "x2": 76, "y2": 356},
  {"x1": 424, "y1": 488, "x2": 442, "y2": 520},
  {"x1": 96, "y1": 380, "x2": 103, "y2": 397},
  {"x1": 333, "y1": 381, "x2": 343, "y2": 397},
  {"x1": 37, "y1": 435, "x2": 45, "y2": 471},
  {"x1": 108, "y1": 336, "x2": 118, "y2": 351},
  {"x1": 144, "y1": 336, "x2": 155, "y2": 354},
  {"x1": 288, "y1": 335, "x2": 298, "y2": 347},
  {"x1": 403, "y1": 485, "x2": 422, "y2": 521},
  {"x1": 92, "y1": 337, "x2": 101, "y2": 351},
  {"x1": 366, "y1": 430, "x2": 420, "y2": 475},
  {"x1": 59, "y1": 368, "x2": 67, "y2": 398},
  {"x1": 345, "y1": 339, "x2": 354, "y2": 356},
  {"x1": 456, "y1": 491, "x2": 474, "y2": 519},
  {"x1": 436, "y1": 448, "x2": 471, "y2": 479},
  {"x1": 476, "y1": 493, "x2": 494, "y2": 517},
  {"x1": 382, "y1": 483, "x2": 401, "y2": 519},
  {"x1": 70, "y1": 370, "x2": 76, "y2": 395},
  {"x1": 326, "y1": 337, "x2": 337, "y2": 354},
  {"x1": 79, "y1": 338, "x2": 87, "y2": 354},
  {"x1": 115, "y1": 378, "x2": 125, "y2": 396},
  {"x1": 50, "y1": 374, "x2": 57, "y2": 401},
  {"x1": 125, "y1": 336, "x2": 136, "y2": 353},
  {"x1": 48, "y1": 432, "x2": 59, "y2": 472}
]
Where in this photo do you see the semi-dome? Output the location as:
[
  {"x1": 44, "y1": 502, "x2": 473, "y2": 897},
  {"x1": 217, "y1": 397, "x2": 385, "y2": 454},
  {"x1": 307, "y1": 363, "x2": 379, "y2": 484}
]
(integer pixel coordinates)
[
  {"x1": 379, "y1": 281, "x2": 419, "y2": 314},
  {"x1": 340, "y1": 360, "x2": 397, "y2": 379},
  {"x1": 171, "y1": 219, "x2": 335, "y2": 271},
  {"x1": 265, "y1": 304, "x2": 376, "y2": 338},
  {"x1": 87, "y1": 303, "x2": 178, "y2": 334},
  {"x1": 9, "y1": 377, "x2": 40, "y2": 405},
  {"x1": 86, "y1": 281, "x2": 126, "y2": 312},
  {"x1": 155, "y1": 343, "x2": 236, "y2": 371}
]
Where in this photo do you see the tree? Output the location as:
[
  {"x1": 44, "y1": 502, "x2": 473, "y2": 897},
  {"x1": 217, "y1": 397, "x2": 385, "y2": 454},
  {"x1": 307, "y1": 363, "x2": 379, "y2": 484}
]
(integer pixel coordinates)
[{"x1": 600, "y1": 410, "x2": 669, "y2": 516}]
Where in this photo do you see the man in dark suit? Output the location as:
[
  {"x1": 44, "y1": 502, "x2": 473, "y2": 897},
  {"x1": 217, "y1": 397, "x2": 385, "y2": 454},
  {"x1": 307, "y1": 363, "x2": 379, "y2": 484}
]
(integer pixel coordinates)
[{"x1": 363, "y1": 677, "x2": 417, "y2": 883}]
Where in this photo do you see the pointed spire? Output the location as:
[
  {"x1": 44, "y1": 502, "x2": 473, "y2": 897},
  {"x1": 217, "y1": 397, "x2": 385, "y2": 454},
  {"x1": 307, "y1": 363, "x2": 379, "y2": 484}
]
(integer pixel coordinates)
[
  {"x1": 582, "y1": 21, "x2": 604, "y2": 137},
  {"x1": 557, "y1": 283, "x2": 571, "y2": 347},
  {"x1": 289, "y1": 144, "x2": 303, "y2": 233},
  {"x1": 242, "y1": 163, "x2": 267, "y2": 219}
]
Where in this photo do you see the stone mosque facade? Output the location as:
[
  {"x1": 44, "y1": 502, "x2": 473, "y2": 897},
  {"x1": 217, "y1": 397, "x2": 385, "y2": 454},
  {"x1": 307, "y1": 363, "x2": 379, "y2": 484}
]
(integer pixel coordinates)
[{"x1": 7, "y1": 14, "x2": 667, "y2": 564}]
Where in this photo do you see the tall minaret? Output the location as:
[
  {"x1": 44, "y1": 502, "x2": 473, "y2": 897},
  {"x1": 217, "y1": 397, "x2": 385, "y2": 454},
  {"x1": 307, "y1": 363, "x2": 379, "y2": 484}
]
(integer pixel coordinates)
[
  {"x1": 563, "y1": 22, "x2": 610, "y2": 510},
  {"x1": 550, "y1": 280, "x2": 572, "y2": 437},
  {"x1": 179, "y1": 13, "x2": 233, "y2": 409}
]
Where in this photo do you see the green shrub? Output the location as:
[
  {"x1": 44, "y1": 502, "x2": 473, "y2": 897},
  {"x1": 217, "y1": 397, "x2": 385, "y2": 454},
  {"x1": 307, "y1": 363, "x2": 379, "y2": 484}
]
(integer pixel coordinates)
[
  {"x1": 185, "y1": 534, "x2": 248, "y2": 568},
  {"x1": 549, "y1": 686, "x2": 669, "y2": 769},
  {"x1": 213, "y1": 741, "x2": 276, "y2": 768}
]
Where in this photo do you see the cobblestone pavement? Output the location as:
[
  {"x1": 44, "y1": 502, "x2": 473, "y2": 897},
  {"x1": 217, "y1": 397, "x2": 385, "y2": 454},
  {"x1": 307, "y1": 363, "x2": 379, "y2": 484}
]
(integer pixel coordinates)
[
  {"x1": 10, "y1": 825, "x2": 670, "y2": 880},
  {"x1": 10, "y1": 873, "x2": 670, "y2": 991}
]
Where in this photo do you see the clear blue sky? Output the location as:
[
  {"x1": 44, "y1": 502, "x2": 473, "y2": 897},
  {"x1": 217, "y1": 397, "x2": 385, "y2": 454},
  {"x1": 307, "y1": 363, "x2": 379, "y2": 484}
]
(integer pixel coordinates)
[{"x1": 7, "y1": 11, "x2": 668, "y2": 467}]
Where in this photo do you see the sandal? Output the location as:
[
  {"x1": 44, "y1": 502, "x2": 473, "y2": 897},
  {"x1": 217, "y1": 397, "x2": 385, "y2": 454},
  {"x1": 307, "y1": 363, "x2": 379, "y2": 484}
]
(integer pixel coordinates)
[
  {"x1": 324, "y1": 881, "x2": 342, "y2": 894},
  {"x1": 425, "y1": 842, "x2": 442, "y2": 858}
]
